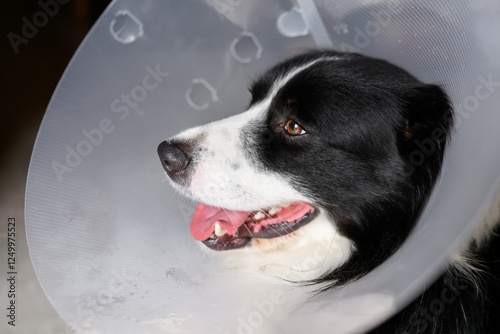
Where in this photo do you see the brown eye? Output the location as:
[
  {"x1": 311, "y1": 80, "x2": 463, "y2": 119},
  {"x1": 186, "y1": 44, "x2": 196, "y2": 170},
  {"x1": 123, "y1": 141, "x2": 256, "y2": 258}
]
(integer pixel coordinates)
[{"x1": 285, "y1": 120, "x2": 306, "y2": 136}]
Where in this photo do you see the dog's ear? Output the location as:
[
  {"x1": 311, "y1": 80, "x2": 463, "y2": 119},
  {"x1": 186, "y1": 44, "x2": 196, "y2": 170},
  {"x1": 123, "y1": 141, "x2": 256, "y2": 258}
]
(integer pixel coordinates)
[
  {"x1": 398, "y1": 83, "x2": 453, "y2": 203},
  {"x1": 400, "y1": 84, "x2": 453, "y2": 144},
  {"x1": 398, "y1": 84, "x2": 453, "y2": 159}
]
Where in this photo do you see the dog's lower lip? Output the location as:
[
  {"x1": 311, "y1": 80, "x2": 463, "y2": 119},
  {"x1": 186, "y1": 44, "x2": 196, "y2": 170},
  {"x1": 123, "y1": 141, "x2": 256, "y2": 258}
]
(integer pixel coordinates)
[
  {"x1": 202, "y1": 234, "x2": 251, "y2": 251},
  {"x1": 201, "y1": 204, "x2": 319, "y2": 251}
]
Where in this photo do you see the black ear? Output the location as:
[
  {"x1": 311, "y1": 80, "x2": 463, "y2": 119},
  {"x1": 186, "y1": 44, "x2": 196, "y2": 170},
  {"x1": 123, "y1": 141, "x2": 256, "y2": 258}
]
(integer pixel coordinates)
[
  {"x1": 400, "y1": 84, "x2": 453, "y2": 144},
  {"x1": 398, "y1": 83, "x2": 454, "y2": 199}
]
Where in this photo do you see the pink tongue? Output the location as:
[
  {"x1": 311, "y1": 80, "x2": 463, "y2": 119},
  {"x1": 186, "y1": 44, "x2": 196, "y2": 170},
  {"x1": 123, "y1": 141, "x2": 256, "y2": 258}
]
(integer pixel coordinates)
[{"x1": 190, "y1": 204, "x2": 249, "y2": 241}]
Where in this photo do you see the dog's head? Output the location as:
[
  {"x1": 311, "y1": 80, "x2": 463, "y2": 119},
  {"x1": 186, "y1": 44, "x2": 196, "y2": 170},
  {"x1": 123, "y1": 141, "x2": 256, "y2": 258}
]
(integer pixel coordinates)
[{"x1": 158, "y1": 51, "x2": 453, "y2": 285}]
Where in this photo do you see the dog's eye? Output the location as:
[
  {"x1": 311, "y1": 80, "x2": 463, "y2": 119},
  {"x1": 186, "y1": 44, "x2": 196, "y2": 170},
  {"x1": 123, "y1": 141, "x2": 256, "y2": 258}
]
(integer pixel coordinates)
[{"x1": 285, "y1": 120, "x2": 306, "y2": 136}]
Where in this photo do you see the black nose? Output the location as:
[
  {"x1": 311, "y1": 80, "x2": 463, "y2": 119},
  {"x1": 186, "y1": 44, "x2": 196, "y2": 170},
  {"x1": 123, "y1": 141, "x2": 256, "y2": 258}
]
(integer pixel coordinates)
[{"x1": 157, "y1": 140, "x2": 191, "y2": 176}]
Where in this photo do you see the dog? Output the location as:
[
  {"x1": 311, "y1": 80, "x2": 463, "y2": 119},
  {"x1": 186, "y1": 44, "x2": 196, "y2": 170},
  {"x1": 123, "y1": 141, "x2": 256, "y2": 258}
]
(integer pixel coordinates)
[{"x1": 158, "y1": 50, "x2": 500, "y2": 333}]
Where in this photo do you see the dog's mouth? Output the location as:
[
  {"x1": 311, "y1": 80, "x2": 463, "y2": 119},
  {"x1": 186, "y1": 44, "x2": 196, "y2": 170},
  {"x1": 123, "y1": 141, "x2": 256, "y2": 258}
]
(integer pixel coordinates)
[{"x1": 190, "y1": 202, "x2": 318, "y2": 251}]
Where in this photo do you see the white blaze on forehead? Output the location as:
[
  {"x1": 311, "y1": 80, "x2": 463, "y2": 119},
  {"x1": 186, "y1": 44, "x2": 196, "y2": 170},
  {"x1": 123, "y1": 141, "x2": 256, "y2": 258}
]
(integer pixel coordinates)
[
  {"x1": 268, "y1": 55, "x2": 341, "y2": 101},
  {"x1": 170, "y1": 56, "x2": 341, "y2": 210}
]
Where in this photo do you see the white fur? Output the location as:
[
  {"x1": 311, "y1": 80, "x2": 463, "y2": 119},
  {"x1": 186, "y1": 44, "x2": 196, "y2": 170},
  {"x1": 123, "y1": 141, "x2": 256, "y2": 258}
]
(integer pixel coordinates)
[
  {"x1": 211, "y1": 211, "x2": 354, "y2": 282},
  {"x1": 452, "y1": 191, "x2": 500, "y2": 290}
]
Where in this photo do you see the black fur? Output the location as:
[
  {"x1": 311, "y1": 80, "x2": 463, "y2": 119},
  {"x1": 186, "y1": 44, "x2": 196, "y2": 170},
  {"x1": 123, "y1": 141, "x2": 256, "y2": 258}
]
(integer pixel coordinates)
[
  {"x1": 243, "y1": 50, "x2": 500, "y2": 332},
  {"x1": 245, "y1": 50, "x2": 453, "y2": 287},
  {"x1": 370, "y1": 225, "x2": 500, "y2": 334}
]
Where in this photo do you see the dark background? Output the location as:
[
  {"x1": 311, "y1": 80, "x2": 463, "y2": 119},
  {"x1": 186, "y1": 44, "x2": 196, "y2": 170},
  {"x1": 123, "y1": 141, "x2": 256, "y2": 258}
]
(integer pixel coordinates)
[
  {"x1": 1, "y1": 1, "x2": 110, "y2": 157},
  {"x1": 1, "y1": 1, "x2": 110, "y2": 332}
]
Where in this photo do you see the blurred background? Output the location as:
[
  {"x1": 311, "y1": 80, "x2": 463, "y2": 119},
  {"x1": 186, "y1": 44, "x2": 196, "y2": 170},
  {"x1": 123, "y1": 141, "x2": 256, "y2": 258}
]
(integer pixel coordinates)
[{"x1": 1, "y1": 1, "x2": 110, "y2": 332}]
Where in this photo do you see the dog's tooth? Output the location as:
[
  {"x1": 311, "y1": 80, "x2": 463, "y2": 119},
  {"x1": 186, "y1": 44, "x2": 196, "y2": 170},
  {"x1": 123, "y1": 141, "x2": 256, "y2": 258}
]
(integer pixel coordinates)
[
  {"x1": 254, "y1": 211, "x2": 265, "y2": 220},
  {"x1": 269, "y1": 206, "x2": 282, "y2": 215},
  {"x1": 214, "y1": 222, "x2": 226, "y2": 237}
]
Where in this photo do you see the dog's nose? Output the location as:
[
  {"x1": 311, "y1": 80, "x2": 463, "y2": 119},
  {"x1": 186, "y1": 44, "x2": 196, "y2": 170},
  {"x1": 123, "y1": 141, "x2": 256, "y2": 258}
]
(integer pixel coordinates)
[{"x1": 157, "y1": 140, "x2": 191, "y2": 175}]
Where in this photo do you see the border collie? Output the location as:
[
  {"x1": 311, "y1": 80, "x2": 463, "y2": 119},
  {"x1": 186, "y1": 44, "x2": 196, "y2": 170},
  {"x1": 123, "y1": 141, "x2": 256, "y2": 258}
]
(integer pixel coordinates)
[{"x1": 157, "y1": 50, "x2": 500, "y2": 333}]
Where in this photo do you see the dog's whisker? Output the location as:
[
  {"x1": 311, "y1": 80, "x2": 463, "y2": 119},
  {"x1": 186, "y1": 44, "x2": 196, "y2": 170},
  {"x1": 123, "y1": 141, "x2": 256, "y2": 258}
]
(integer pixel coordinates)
[
  {"x1": 258, "y1": 211, "x2": 286, "y2": 238},
  {"x1": 242, "y1": 221, "x2": 254, "y2": 236},
  {"x1": 265, "y1": 211, "x2": 296, "y2": 235},
  {"x1": 319, "y1": 235, "x2": 337, "y2": 274},
  {"x1": 274, "y1": 212, "x2": 298, "y2": 234},
  {"x1": 221, "y1": 208, "x2": 246, "y2": 231}
]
